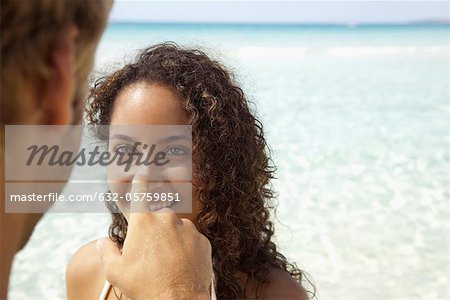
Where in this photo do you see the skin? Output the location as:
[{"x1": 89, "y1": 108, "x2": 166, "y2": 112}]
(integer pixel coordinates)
[
  {"x1": 106, "y1": 82, "x2": 200, "y2": 221},
  {"x1": 66, "y1": 83, "x2": 308, "y2": 299},
  {"x1": 1, "y1": 22, "x2": 212, "y2": 300},
  {"x1": 1, "y1": 25, "x2": 80, "y2": 299}
]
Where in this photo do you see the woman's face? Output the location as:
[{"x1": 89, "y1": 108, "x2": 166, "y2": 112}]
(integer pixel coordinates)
[{"x1": 106, "y1": 82, "x2": 200, "y2": 222}]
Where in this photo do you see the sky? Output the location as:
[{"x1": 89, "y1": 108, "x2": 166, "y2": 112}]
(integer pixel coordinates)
[{"x1": 109, "y1": 1, "x2": 450, "y2": 24}]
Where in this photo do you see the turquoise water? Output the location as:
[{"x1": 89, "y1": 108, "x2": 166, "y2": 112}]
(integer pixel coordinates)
[{"x1": 10, "y1": 23, "x2": 450, "y2": 299}]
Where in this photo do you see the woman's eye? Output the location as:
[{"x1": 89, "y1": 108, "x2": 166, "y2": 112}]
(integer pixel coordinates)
[
  {"x1": 113, "y1": 145, "x2": 135, "y2": 155},
  {"x1": 165, "y1": 146, "x2": 188, "y2": 156}
]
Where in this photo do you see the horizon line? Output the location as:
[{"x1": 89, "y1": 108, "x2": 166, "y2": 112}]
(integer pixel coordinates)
[{"x1": 108, "y1": 20, "x2": 450, "y2": 26}]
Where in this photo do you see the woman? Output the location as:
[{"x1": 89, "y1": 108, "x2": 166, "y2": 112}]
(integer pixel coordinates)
[{"x1": 66, "y1": 43, "x2": 313, "y2": 299}]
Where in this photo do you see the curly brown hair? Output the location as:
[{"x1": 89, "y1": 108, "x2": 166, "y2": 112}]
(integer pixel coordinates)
[{"x1": 87, "y1": 42, "x2": 313, "y2": 299}]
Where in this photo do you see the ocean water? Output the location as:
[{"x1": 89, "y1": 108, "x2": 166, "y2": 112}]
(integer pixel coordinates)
[{"x1": 9, "y1": 24, "x2": 450, "y2": 299}]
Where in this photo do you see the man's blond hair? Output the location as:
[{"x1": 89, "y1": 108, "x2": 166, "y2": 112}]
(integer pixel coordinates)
[{"x1": 1, "y1": 0, "x2": 112, "y2": 124}]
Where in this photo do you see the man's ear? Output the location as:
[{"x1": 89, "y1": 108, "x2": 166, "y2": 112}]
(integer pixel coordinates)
[{"x1": 40, "y1": 25, "x2": 79, "y2": 125}]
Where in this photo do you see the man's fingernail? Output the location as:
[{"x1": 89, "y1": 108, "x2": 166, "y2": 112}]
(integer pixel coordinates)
[{"x1": 133, "y1": 171, "x2": 146, "y2": 182}]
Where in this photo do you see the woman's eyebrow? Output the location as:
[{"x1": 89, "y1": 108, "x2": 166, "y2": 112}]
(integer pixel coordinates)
[
  {"x1": 159, "y1": 135, "x2": 189, "y2": 144},
  {"x1": 110, "y1": 134, "x2": 189, "y2": 144},
  {"x1": 110, "y1": 134, "x2": 137, "y2": 143}
]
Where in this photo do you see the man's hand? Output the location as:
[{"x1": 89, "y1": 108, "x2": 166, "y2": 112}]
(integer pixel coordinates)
[{"x1": 96, "y1": 173, "x2": 212, "y2": 300}]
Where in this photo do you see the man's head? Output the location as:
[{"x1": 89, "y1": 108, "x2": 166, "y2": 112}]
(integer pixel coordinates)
[
  {"x1": 0, "y1": 0, "x2": 112, "y2": 262},
  {"x1": 1, "y1": 0, "x2": 112, "y2": 125}
]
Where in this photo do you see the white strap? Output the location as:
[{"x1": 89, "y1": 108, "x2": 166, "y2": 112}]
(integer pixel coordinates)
[
  {"x1": 211, "y1": 272, "x2": 218, "y2": 300},
  {"x1": 98, "y1": 280, "x2": 111, "y2": 300}
]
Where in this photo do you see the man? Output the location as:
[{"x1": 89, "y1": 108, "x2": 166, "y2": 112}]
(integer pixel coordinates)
[{"x1": 0, "y1": 1, "x2": 212, "y2": 299}]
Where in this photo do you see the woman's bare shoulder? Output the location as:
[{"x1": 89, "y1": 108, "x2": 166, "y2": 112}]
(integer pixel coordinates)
[
  {"x1": 262, "y1": 268, "x2": 309, "y2": 300},
  {"x1": 66, "y1": 239, "x2": 107, "y2": 300}
]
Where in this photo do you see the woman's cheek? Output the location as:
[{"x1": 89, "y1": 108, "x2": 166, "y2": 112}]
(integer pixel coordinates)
[
  {"x1": 163, "y1": 165, "x2": 191, "y2": 181},
  {"x1": 107, "y1": 162, "x2": 136, "y2": 189},
  {"x1": 160, "y1": 166, "x2": 191, "y2": 213}
]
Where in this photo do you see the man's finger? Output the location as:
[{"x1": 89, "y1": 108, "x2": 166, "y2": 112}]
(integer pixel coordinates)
[
  {"x1": 128, "y1": 172, "x2": 160, "y2": 229},
  {"x1": 129, "y1": 172, "x2": 149, "y2": 214}
]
